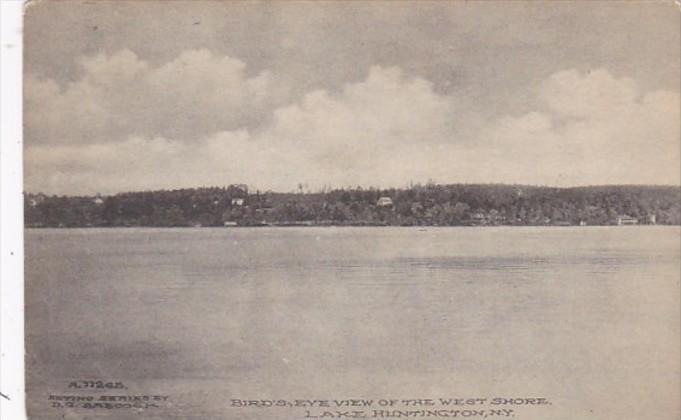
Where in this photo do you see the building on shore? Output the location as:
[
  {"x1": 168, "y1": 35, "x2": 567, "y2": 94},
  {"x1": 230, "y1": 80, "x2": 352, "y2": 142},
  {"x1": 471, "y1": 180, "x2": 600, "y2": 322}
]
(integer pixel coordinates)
[
  {"x1": 93, "y1": 193, "x2": 104, "y2": 205},
  {"x1": 616, "y1": 215, "x2": 638, "y2": 225},
  {"x1": 471, "y1": 212, "x2": 487, "y2": 225},
  {"x1": 27, "y1": 193, "x2": 47, "y2": 207},
  {"x1": 376, "y1": 197, "x2": 394, "y2": 207}
]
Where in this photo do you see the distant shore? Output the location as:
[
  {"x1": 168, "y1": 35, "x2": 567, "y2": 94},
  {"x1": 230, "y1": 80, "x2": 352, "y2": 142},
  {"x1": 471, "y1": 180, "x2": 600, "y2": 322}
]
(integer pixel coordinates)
[
  {"x1": 24, "y1": 224, "x2": 680, "y2": 229},
  {"x1": 24, "y1": 184, "x2": 681, "y2": 228}
]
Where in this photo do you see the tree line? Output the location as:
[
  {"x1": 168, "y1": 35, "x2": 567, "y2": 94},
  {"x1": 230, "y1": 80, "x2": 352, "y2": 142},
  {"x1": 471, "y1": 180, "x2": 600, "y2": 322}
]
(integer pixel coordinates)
[{"x1": 24, "y1": 184, "x2": 681, "y2": 227}]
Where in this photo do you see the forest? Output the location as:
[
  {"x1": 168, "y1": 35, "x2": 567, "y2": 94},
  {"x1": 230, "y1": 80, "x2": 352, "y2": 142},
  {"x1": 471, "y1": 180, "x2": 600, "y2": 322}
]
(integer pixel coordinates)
[{"x1": 24, "y1": 184, "x2": 681, "y2": 227}]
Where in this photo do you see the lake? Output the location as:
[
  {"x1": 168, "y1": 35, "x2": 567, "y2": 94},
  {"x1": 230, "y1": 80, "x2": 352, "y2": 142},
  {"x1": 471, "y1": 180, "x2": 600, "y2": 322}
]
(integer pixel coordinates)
[{"x1": 25, "y1": 227, "x2": 680, "y2": 420}]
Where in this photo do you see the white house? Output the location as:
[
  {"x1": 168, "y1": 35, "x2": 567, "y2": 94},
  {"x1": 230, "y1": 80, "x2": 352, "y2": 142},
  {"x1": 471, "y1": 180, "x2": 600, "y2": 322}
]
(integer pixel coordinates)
[
  {"x1": 376, "y1": 197, "x2": 394, "y2": 207},
  {"x1": 616, "y1": 215, "x2": 638, "y2": 225}
]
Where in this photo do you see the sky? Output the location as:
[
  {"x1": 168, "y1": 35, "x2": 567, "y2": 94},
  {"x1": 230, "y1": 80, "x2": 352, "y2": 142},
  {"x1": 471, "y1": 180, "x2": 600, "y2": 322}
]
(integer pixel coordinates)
[{"x1": 23, "y1": 0, "x2": 680, "y2": 194}]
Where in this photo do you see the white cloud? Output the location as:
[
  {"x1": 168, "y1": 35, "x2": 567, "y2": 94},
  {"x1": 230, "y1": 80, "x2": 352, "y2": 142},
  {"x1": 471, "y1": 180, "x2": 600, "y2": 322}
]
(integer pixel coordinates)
[
  {"x1": 26, "y1": 66, "x2": 459, "y2": 193},
  {"x1": 24, "y1": 49, "x2": 286, "y2": 145},
  {"x1": 539, "y1": 69, "x2": 638, "y2": 120},
  {"x1": 263, "y1": 66, "x2": 459, "y2": 182},
  {"x1": 24, "y1": 64, "x2": 680, "y2": 194},
  {"x1": 481, "y1": 69, "x2": 680, "y2": 186}
]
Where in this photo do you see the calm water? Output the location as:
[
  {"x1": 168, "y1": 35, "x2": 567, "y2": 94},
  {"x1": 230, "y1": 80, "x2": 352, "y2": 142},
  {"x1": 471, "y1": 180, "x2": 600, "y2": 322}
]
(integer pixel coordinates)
[{"x1": 26, "y1": 227, "x2": 680, "y2": 419}]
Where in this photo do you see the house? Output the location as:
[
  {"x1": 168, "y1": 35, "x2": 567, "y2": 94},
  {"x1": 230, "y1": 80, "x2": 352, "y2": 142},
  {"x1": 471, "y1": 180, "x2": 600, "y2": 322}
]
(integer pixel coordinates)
[
  {"x1": 223, "y1": 221, "x2": 238, "y2": 227},
  {"x1": 255, "y1": 207, "x2": 274, "y2": 216},
  {"x1": 579, "y1": 220, "x2": 587, "y2": 226},
  {"x1": 647, "y1": 214, "x2": 656, "y2": 225},
  {"x1": 471, "y1": 212, "x2": 488, "y2": 225},
  {"x1": 231, "y1": 198, "x2": 245, "y2": 206},
  {"x1": 93, "y1": 193, "x2": 104, "y2": 205},
  {"x1": 27, "y1": 193, "x2": 47, "y2": 207},
  {"x1": 376, "y1": 197, "x2": 394, "y2": 207},
  {"x1": 616, "y1": 215, "x2": 638, "y2": 226}
]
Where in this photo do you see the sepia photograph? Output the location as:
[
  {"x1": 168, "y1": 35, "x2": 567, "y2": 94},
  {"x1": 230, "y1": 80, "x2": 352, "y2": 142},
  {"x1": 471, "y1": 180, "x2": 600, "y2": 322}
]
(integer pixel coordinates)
[{"x1": 18, "y1": 1, "x2": 680, "y2": 419}]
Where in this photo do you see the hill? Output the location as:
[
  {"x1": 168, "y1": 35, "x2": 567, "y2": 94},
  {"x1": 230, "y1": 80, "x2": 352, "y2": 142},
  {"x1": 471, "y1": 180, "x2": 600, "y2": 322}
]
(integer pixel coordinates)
[{"x1": 24, "y1": 184, "x2": 681, "y2": 227}]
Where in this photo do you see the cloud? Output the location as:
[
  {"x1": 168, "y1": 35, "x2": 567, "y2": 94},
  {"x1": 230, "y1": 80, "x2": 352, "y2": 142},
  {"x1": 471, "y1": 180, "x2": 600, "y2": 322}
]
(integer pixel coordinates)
[
  {"x1": 480, "y1": 69, "x2": 680, "y2": 185},
  {"x1": 26, "y1": 66, "x2": 462, "y2": 193},
  {"x1": 262, "y1": 66, "x2": 462, "y2": 183},
  {"x1": 24, "y1": 49, "x2": 286, "y2": 145},
  {"x1": 24, "y1": 64, "x2": 680, "y2": 194},
  {"x1": 539, "y1": 69, "x2": 638, "y2": 120}
]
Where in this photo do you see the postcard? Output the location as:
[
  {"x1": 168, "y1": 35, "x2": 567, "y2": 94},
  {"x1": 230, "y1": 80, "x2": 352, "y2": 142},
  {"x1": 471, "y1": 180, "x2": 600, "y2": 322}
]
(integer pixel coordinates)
[{"x1": 20, "y1": 1, "x2": 680, "y2": 419}]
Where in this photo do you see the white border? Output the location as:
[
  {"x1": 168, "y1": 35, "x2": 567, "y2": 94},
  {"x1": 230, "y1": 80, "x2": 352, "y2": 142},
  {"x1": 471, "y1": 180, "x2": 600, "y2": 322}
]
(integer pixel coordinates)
[{"x1": 1, "y1": 1, "x2": 26, "y2": 419}]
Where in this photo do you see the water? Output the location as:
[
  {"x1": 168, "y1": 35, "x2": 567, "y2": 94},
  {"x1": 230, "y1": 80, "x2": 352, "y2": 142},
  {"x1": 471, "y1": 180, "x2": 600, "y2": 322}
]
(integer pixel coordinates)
[{"x1": 25, "y1": 227, "x2": 680, "y2": 419}]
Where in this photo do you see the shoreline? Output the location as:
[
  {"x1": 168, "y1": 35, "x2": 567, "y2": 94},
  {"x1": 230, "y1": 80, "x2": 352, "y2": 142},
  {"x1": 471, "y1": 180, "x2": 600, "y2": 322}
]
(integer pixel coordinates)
[{"x1": 24, "y1": 224, "x2": 678, "y2": 229}]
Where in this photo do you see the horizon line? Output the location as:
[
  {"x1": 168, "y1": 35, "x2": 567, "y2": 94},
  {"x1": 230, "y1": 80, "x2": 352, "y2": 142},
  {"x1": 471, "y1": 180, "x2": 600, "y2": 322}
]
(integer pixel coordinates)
[{"x1": 23, "y1": 182, "x2": 681, "y2": 197}]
